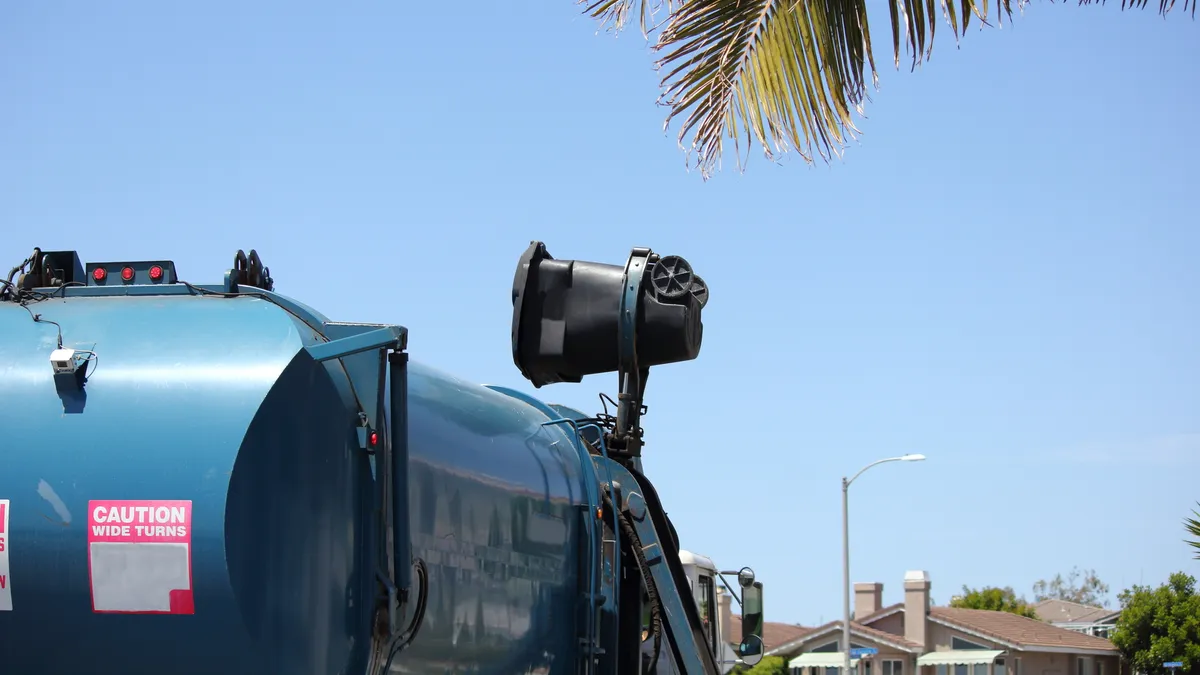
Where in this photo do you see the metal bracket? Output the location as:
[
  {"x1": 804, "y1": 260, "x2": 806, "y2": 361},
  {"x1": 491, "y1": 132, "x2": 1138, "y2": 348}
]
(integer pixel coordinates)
[
  {"x1": 612, "y1": 248, "x2": 654, "y2": 460},
  {"x1": 593, "y1": 456, "x2": 722, "y2": 675},
  {"x1": 306, "y1": 326, "x2": 406, "y2": 363},
  {"x1": 301, "y1": 325, "x2": 413, "y2": 649}
]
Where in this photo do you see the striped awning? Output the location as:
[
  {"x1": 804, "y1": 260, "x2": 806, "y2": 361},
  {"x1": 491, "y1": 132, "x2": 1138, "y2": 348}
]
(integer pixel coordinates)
[
  {"x1": 917, "y1": 650, "x2": 1006, "y2": 666},
  {"x1": 790, "y1": 653, "x2": 862, "y2": 669}
]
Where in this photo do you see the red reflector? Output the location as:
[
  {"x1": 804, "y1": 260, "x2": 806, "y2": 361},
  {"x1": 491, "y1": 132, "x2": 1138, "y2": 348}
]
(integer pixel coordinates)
[
  {"x1": 369, "y1": 432, "x2": 378, "y2": 446},
  {"x1": 120, "y1": 267, "x2": 134, "y2": 281},
  {"x1": 149, "y1": 265, "x2": 164, "y2": 281},
  {"x1": 92, "y1": 268, "x2": 107, "y2": 281}
]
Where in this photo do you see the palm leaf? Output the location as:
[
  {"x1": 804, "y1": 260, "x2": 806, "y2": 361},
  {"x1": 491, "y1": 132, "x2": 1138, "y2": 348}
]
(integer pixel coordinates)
[
  {"x1": 1186, "y1": 502, "x2": 1200, "y2": 560},
  {"x1": 580, "y1": 0, "x2": 1195, "y2": 178}
]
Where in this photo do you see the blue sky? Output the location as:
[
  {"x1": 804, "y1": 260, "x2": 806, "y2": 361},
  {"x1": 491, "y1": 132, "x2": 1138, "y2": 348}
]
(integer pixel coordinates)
[{"x1": 3, "y1": 1, "x2": 1197, "y2": 626}]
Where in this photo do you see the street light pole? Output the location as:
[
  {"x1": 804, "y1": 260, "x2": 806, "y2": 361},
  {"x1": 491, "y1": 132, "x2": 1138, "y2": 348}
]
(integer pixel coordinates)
[
  {"x1": 842, "y1": 454, "x2": 927, "y2": 675},
  {"x1": 842, "y1": 475, "x2": 852, "y2": 675}
]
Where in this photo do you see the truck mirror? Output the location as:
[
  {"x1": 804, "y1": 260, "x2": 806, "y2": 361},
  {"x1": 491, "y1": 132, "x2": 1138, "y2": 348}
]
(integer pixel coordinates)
[
  {"x1": 738, "y1": 567, "x2": 756, "y2": 588},
  {"x1": 739, "y1": 580, "x2": 764, "y2": 665},
  {"x1": 739, "y1": 634, "x2": 764, "y2": 667}
]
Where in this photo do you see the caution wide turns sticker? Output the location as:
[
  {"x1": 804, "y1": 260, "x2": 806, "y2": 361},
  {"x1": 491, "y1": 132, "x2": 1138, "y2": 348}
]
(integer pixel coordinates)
[
  {"x1": 0, "y1": 499, "x2": 10, "y2": 611},
  {"x1": 87, "y1": 500, "x2": 194, "y2": 615}
]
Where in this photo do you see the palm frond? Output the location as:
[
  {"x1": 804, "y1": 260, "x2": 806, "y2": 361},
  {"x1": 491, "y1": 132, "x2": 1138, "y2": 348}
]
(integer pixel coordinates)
[
  {"x1": 580, "y1": 0, "x2": 1195, "y2": 178},
  {"x1": 582, "y1": 0, "x2": 681, "y2": 39},
  {"x1": 1185, "y1": 503, "x2": 1200, "y2": 560}
]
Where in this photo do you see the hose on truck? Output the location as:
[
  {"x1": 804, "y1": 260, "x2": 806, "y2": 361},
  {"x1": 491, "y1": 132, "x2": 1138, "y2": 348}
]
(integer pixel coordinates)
[{"x1": 601, "y1": 490, "x2": 664, "y2": 674}]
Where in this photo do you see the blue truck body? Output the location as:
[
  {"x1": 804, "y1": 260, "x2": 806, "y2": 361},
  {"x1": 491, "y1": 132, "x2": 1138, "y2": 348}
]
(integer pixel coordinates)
[{"x1": 0, "y1": 246, "x2": 761, "y2": 674}]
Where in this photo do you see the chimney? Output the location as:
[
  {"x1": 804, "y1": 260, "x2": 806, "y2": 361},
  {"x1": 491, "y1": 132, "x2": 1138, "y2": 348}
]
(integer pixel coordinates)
[
  {"x1": 854, "y1": 582, "x2": 883, "y2": 620},
  {"x1": 903, "y1": 570, "x2": 931, "y2": 649},
  {"x1": 718, "y1": 586, "x2": 733, "y2": 645}
]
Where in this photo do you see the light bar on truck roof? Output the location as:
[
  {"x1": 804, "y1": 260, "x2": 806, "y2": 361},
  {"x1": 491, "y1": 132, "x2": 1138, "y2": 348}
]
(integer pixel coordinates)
[{"x1": 85, "y1": 260, "x2": 178, "y2": 287}]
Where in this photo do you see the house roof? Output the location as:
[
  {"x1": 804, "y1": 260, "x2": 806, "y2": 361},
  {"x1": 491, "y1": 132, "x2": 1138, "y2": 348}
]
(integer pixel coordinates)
[
  {"x1": 727, "y1": 614, "x2": 812, "y2": 653},
  {"x1": 1031, "y1": 599, "x2": 1120, "y2": 624},
  {"x1": 929, "y1": 607, "x2": 1119, "y2": 653},
  {"x1": 764, "y1": 602, "x2": 1119, "y2": 659},
  {"x1": 770, "y1": 619, "x2": 924, "y2": 657},
  {"x1": 859, "y1": 603, "x2": 905, "y2": 625}
]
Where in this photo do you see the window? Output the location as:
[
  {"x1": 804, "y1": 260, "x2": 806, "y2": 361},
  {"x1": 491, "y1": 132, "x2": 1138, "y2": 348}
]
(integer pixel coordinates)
[
  {"x1": 1077, "y1": 658, "x2": 1088, "y2": 675},
  {"x1": 995, "y1": 657, "x2": 1006, "y2": 675},
  {"x1": 952, "y1": 637, "x2": 991, "y2": 651},
  {"x1": 954, "y1": 664, "x2": 988, "y2": 675},
  {"x1": 811, "y1": 640, "x2": 868, "y2": 652},
  {"x1": 695, "y1": 574, "x2": 717, "y2": 652},
  {"x1": 805, "y1": 644, "x2": 839, "y2": 675},
  {"x1": 883, "y1": 660, "x2": 905, "y2": 675},
  {"x1": 1095, "y1": 661, "x2": 1103, "y2": 675}
]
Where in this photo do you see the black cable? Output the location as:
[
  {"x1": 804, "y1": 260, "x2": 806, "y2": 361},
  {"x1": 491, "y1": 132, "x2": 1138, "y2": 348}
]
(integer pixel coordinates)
[
  {"x1": 19, "y1": 302, "x2": 63, "y2": 348},
  {"x1": 79, "y1": 351, "x2": 99, "y2": 379},
  {"x1": 177, "y1": 281, "x2": 326, "y2": 335},
  {"x1": 46, "y1": 281, "x2": 85, "y2": 298},
  {"x1": 603, "y1": 490, "x2": 664, "y2": 674},
  {"x1": 0, "y1": 252, "x2": 79, "y2": 351},
  {"x1": 2, "y1": 252, "x2": 35, "y2": 301},
  {"x1": 400, "y1": 558, "x2": 430, "y2": 645},
  {"x1": 381, "y1": 557, "x2": 429, "y2": 673}
]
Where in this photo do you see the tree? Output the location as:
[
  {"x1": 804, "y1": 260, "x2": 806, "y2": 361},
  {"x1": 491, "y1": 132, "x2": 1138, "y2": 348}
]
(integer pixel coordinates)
[
  {"x1": 578, "y1": 0, "x2": 1193, "y2": 178},
  {"x1": 951, "y1": 585, "x2": 1038, "y2": 618},
  {"x1": 1033, "y1": 567, "x2": 1111, "y2": 608},
  {"x1": 1186, "y1": 502, "x2": 1200, "y2": 560},
  {"x1": 1110, "y1": 572, "x2": 1200, "y2": 675}
]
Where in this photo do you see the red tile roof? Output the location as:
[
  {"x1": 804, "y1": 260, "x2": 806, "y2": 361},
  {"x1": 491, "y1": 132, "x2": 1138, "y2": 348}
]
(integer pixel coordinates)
[
  {"x1": 727, "y1": 614, "x2": 812, "y2": 652},
  {"x1": 1031, "y1": 599, "x2": 1121, "y2": 624},
  {"x1": 768, "y1": 619, "x2": 924, "y2": 656},
  {"x1": 930, "y1": 607, "x2": 1118, "y2": 652}
]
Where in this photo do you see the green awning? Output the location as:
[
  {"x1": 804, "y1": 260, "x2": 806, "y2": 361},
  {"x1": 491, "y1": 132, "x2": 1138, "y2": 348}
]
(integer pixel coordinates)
[
  {"x1": 790, "y1": 653, "x2": 862, "y2": 669},
  {"x1": 917, "y1": 650, "x2": 1005, "y2": 666}
]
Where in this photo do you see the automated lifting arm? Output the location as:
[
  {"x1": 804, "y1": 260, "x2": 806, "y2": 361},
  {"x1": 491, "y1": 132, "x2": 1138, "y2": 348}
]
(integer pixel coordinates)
[{"x1": 510, "y1": 242, "x2": 765, "y2": 675}]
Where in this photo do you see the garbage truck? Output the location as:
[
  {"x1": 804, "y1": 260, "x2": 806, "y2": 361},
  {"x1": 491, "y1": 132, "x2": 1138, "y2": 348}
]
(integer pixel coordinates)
[{"x1": 0, "y1": 242, "x2": 766, "y2": 674}]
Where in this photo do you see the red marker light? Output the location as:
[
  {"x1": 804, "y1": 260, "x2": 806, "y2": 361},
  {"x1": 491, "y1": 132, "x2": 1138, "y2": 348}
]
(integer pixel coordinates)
[
  {"x1": 92, "y1": 267, "x2": 107, "y2": 281},
  {"x1": 149, "y1": 265, "x2": 164, "y2": 281},
  {"x1": 369, "y1": 431, "x2": 378, "y2": 446},
  {"x1": 120, "y1": 266, "x2": 134, "y2": 281}
]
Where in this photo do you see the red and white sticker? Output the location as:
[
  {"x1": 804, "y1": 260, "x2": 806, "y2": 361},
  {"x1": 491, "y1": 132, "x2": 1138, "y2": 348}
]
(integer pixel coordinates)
[
  {"x1": 87, "y1": 500, "x2": 194, "y2": 614},
  {"x1": 0, "y1": 499, "x2": 11, "y2": 611}
]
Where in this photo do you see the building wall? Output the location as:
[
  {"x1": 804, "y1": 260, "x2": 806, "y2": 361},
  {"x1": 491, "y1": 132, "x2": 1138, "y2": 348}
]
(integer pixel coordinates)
[
  {"x1": 1017, "y1": 651, "x2": 1070, "y2": 675},
  {"x1": 804, "y1": 635, "x2": 911, "y2": 660},
  {"x1": 871, "y1": 614, "x2": 906, "y2": 638},
  {"x1": 1011, "y1": 651, "x2": 1119, "y2": 675},
  {"x1": 922, "y1": 622, "x2": 1120, "y2": 675},
  {"x1": 788, "y1": 635, "x2": 916, "y2": 675},
  {"x1": 865, "y1": 651, "x2": 917, "y2": 675}
]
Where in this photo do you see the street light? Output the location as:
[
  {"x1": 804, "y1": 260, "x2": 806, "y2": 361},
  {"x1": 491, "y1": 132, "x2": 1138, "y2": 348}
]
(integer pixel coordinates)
[{"x1": 842, "y1": 454, "x2": 926, "y2": 675}]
